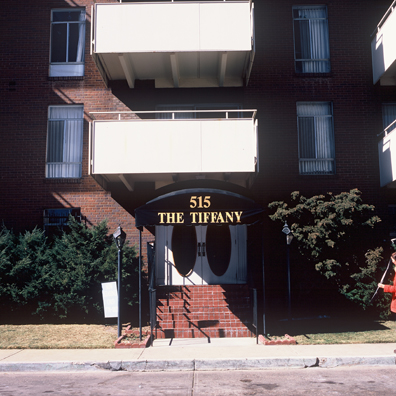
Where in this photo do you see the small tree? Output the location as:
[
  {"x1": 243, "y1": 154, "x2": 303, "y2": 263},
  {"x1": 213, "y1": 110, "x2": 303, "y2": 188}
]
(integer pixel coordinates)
[{"x1": 268, "y1": 189, "x2": 389, "y2": 315}]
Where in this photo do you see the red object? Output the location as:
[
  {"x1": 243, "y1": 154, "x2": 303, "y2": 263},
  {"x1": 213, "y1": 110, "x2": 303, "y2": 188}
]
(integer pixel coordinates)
[{"x1": 383, "y1": 272, "x2": 396, "y2": 313}]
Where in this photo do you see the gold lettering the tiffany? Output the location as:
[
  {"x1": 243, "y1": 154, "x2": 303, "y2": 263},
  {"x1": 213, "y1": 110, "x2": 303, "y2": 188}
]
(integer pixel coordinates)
[
  {"x1": 190, "y1": 211, "x2": 242, "y2": 224},
  {"x1": 158, "y1": 212, "x2": 184, "y2": 224},
  {"x1": 157, "y1": 196, "x2": 243, "y2": 224},
  {"x1": 158, "y1": 211, "x2": 243, "y2": 224}
]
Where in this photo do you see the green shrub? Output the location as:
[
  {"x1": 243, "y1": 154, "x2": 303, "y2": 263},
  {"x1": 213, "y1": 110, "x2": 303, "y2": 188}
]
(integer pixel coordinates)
[
  {"x1": 268, "y1": 189, "x2": 390, "y2": 317},
  {"x1": 0, "y1": 219, "x2": 139, "y2": 323},
  {"x1": 0, "y1": 226, "x2": 49, "y2": 311}
]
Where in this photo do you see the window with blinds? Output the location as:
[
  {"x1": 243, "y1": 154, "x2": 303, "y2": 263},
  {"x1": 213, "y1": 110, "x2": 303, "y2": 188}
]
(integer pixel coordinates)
[
  {"x1": 297, "y1": 102, "x2": 335, "y2": 175},
  {"x1": 46, "y1": 105, "x2": 84, "y2": 178}
]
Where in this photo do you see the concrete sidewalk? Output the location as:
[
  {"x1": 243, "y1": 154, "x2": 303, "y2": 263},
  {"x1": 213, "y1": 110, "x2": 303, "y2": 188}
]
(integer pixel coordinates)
[{"x1": 1, "y1": 338, "x2": 396, "y2": 372}]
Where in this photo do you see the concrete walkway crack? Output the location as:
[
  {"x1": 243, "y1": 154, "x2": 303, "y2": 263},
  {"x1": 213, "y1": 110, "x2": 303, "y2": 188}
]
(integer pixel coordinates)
[
  {"x1": 191, "y1": 368, "x2": 196, "y2": 396},
  {"x1": 0, "y1": 350, "x2": 23, "y2": 361},
  {"x1": 136, "y1": 349, "x2": 146, "y2": 360}
]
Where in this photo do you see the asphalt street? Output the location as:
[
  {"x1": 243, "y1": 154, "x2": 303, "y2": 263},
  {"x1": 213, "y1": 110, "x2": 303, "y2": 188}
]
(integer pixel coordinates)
[{"x1": 1, "y1": 366, "x2": 396, "y2": 395}]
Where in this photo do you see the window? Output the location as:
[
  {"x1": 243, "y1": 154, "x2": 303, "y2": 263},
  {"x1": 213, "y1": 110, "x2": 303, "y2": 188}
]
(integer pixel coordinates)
[
  {"x1": 389, "y1": 205, "x2": 396, "y2": 237},
  {"x1": 382, "y1": 103, "x2": 396, "y2": 134},
  {"x1": 46, "y1": 105, "x2": 84, "y2": 178},
  {"x1": 43, "y1": 208, "x2": 83, "y2": 237},
  {"x1": 297, "y1": 102, "x2": 335, "y2": 175},
  {"x1": 50, "y1": 9, "x2": 86, "y2": 77},
  {"x1": 293, "y1": 6, "x2": 330, "y2": 73}
]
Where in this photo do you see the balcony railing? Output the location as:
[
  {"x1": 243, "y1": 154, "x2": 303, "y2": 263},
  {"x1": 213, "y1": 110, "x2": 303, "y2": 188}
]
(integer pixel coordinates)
[
  {"x1": 378, "y1": 120, "x2": 396, "y2": 187},
  {"x1": 372, "y1": 0, "x2": 396, "y2": 33},
  {"x1": 89, "y1": 110, "x2": 258, "y2": 190},
  {"x1": 371, "y1": 0, "x2": 396, "y2": 85},
  {"x1": 91, "y1": 1, "x2": 255, "y2": 88}
]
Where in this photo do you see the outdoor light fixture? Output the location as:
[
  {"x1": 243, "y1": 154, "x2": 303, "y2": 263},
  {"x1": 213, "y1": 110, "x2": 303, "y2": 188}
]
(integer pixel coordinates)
[
  {"x1": 113, "y1": 225, "x2": 126, "y2": 337},
  {"x1": 113, "y1": 225, "x2": 126, "y2": 250},
  {"x1": 282, "y1": 221, "x2": 293, "y2": 321},
  {"x1": 282, "y1": 221, "x2": 294, "y2": 245}
]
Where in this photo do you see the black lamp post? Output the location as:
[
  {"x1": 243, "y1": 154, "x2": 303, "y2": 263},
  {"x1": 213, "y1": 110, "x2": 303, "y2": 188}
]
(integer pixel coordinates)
[
  {"x1": 282, "y1": 221, "x2": 293, "y2": 321},
  {"x1": 113, "y1": 225, "x2": 126, "y2": 338}
]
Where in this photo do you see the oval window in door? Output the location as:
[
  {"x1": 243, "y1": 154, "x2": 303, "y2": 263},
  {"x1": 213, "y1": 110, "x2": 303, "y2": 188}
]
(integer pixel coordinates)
[
  {"x1": 206, "y1": 225, "x2": 231, "y2": 277},
  {"x1": 171, "y1": 226, "x2": 197, "y2": 277}
]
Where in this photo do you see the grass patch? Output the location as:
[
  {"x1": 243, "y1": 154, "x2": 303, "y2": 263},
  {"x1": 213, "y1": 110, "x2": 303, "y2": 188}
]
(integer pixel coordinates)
[
  {"x1": 1, "y1": 316, "x2": 396, "y2": 348},
  {"x1": 267, "y1": 315, "x2": 396, "y2": 345},
  {"x1": 292, "y1": 322, "x2": 396, "y2": 345},
  {"x1": 0, "y1": 324, "x2": 123, "y2": 349}
]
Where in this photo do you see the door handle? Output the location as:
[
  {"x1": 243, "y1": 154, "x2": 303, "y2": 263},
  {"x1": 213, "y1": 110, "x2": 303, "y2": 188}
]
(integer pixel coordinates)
[
  {"x1": 202, "y1": 243, "x2": 206, "y2": 256},
  {"x1": 198, "y1": 242, "x2": 201, "y2": 256}
]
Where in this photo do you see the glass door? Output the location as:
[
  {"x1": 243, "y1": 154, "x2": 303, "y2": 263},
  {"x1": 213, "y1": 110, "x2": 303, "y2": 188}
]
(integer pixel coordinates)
[{"x1": 155, "y1": 225, "x2": 246, "y2": 285}]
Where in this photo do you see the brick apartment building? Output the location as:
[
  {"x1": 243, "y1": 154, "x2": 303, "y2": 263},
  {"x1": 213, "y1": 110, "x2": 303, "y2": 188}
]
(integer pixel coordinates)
[{"x1": 1, "y1": 0, "x2": 396, "y2": 338}]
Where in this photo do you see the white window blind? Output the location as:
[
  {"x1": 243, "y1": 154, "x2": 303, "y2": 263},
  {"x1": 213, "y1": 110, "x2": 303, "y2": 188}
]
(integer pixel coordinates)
[
  {"x1": 46, "y1": 106, "x2": 84, "y2": 178},
  {"x1": 297, "y1": 102, "x2": 335, "y2": 175},
  {"x1": 293, "y1": 6, "x2": 330, "y2": 73}
]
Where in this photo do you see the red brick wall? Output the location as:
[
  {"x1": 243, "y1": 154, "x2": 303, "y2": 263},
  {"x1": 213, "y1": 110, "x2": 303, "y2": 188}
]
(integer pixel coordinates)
[
  {"x1": 1, "y1": 0, "x2": 396, "y2": 271},
  {"x1": 248, "y1": 0, "x2": 391, "y2": 207},
  {"x1": 0, "y1": 0, "x2": 150, "y2": 251},
  {"x1": 106, "y1": 0, "x2": 396, "y2": 221}
]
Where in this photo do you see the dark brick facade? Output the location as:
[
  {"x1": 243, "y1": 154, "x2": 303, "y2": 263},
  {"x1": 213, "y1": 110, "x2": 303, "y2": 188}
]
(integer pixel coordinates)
[
  {"x1": 1, "y1": 0, "x2": 396, "y2": 325},
  {"x1": 1, "y1": 0, "x2": 150, "y2": 248}
]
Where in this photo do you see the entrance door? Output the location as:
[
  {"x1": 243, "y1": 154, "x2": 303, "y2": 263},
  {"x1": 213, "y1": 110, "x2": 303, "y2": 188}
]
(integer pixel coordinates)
[{"x1": 155, "y1": 225, "x2": 246, "y2": 285}]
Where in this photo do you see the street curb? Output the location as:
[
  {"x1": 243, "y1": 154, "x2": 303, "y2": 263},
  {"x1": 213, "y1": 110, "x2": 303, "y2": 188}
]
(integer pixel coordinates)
[
  {"x1": 0, "y1": 356, "x2": 395, "y2": 372},
  {"x1": 317, "y1": 356, "x2": 396, "y2": 368},
  {"x1": 194, "y1": 357, "x2": 317, "y2": 371}
]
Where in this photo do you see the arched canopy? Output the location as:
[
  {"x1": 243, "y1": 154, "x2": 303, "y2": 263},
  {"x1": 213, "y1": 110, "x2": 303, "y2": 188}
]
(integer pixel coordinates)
[{"x1": 135, "y1": 188, "x2": 264, "y2": 228}]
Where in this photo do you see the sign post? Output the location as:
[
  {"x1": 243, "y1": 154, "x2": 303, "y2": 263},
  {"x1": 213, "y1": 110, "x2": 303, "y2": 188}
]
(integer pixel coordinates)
[{"x1": 101, "y1": 281, "x2": 118, "y2": 318}]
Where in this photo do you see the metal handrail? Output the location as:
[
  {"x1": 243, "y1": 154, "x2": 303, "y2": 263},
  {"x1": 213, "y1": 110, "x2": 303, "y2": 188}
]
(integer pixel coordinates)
[
  {"x1": 251, "y1": 288, "x2": 258, "y2": 344},
  {"x1": 377, "y1": 119, "x2": 396, "y2": 137},
  {"x1": 89, "y1": 109, "x2": 257, "y2": 120},
  {"x1": 371, "y1": 0, "x2": 396, "y2": 36},
  {"x1": 147, "y1": 241, "x2": 156, "y2": 347}
]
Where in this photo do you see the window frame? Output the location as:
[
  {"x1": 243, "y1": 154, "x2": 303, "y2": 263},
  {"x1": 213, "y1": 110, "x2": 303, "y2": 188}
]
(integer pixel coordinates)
[
  {"x1": 292, "y1": 5, "x2": 331, "y2": 74},
  {"x1": 49, "y1": 8, "x2": 86, "y2": 77},
  {"x1": 382, "y1": 103, "x2": 396, "y2": 135},
  {"x1": 46, "y1": 105, "x2": 84, "y2": 179},
  {"x1": 297, "y1": 101, "x2": 335, "y2": 175},
  {"x1": 388, "y1": 205, "x2": 396, "y2": 238}
]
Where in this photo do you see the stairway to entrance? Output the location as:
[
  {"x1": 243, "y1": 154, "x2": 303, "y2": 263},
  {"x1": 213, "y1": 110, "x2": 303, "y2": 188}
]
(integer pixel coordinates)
[{"x1": 155, "y1": 285, "x2": 254, "y2": 339}]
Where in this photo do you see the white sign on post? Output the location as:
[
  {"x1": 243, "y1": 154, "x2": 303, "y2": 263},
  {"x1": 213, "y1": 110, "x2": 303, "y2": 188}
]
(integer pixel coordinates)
[{"x1": 101, "y1": 281, "x2": 118, "y2": 318}]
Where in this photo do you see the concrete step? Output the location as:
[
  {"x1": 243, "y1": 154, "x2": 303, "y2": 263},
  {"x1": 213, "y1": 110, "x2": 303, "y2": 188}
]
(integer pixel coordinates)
[
  {"x1": 155, "y1": 328, "x2": 253, "y2": 339},
  {"x1": 155, "y1": 285, "x2": 253, "y2": 339},
  {"x1": 157, "y1": 312, "x2": 251, "y2": 322},
  {"x1": 157, "y1": 305, "x2": 251, "y2": 312}
]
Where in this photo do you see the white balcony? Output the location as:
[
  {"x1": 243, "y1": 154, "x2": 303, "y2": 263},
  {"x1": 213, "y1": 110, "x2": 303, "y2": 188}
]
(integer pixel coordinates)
[
  {"x1": 91, "y1": 1, "x2": 255, "y2": 88},
  {"x1": 378, "y1": 121, "x2": 396, "y2": 187},
  {"x1": 89, "y1": 110, "x2": 258, "y2": 190},
  {"x1": 371, "y1": 1, "x2": 396, "y2": 85}
]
